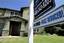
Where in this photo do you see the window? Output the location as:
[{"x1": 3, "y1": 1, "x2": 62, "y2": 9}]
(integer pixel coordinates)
[
  {"x1": 11, "y1": 12, "x2": 14, "y2": 15},
  {"x1": 15, "y1": 12, "x2": 19, "y2": 15},
  {"x1": 37, "y1": 29, "x2": 39, "y2": 32}
]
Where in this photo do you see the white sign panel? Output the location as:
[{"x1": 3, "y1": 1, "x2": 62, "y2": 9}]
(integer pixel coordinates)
[{"x1": 34, "y1": 5, "x2": 64, "y2": 28}]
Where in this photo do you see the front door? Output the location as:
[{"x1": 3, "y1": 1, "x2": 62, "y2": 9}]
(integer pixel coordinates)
[{"x1": 9, "y1": 21, "x2": 21, "y2": 36}]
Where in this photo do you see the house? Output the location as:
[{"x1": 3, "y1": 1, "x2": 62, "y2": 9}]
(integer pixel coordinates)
[{"x1": 0, "y1": 7, "x2": 29, "y2": 36}]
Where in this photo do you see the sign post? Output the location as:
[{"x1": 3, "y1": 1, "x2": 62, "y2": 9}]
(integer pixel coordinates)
[{"x1": 28, "y1": 0, "x2": 34, "y2": 43}]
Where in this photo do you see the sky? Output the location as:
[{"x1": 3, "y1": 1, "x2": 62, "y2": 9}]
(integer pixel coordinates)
[
  {"x1": 0, "y1": 0, "x2": 30, "y2": 10},
  {"x1": 0, "y1": 0, "x2": 64, "y2": 11}
]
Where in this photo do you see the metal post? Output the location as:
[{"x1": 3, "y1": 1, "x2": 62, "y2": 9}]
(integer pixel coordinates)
[{"x1": 28, "y1": 0, "x2": 34, "y2": 43}]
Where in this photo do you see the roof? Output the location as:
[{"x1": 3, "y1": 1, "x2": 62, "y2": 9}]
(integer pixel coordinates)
[
  {"x1": 0, "y1": 7, "x2": 29, "y2": 12},
  {"x1": 0, "y1": 8, "x2": 20, "y2": 12},
  {"x1": 20, "y1": 7, "x2": 29, "y2": 11},
  {"x1": 0, "y1": 16, "x2": 28, "y2": 22},
  {"x1": 21, "y1": 7, "x2": 29, "y2": 9}
]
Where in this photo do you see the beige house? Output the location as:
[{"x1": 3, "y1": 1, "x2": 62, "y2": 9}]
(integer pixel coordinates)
[{"x1": 0, "y1": 7, "x2": 29, "y2": 36}]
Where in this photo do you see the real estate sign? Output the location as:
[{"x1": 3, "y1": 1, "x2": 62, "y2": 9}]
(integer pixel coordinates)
[
  {"x1": 34, "y1": 0, "x2": 55, "y2": 19},
  {"x1": 34, "y1": 5, "x2": 64, "y2": 28}
]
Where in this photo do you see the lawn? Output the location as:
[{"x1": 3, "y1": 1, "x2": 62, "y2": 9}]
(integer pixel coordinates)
[
  {"x1": 1, "y1": 35, "x2": 64, "y2": 43},
  {"x1": 34, "y1": 35, "x2": 64, "y2": 43},
  {"x1": 0, "y1": 36, "x2": 28, "y2": 43}
]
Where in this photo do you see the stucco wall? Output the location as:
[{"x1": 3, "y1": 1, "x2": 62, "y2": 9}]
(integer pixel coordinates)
[
  {"x1": 4, "y1": 10, "x2": 11, "y2": 17},
  {"x1": 22, "y1": 8, "x2": 29, "y2": 20},
  {"x1": 2, "y1": 20, "x2": 10, "y2": 36},
  {"x1": 20, "y1": 21, "x2": 25, "y2": 31}
]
